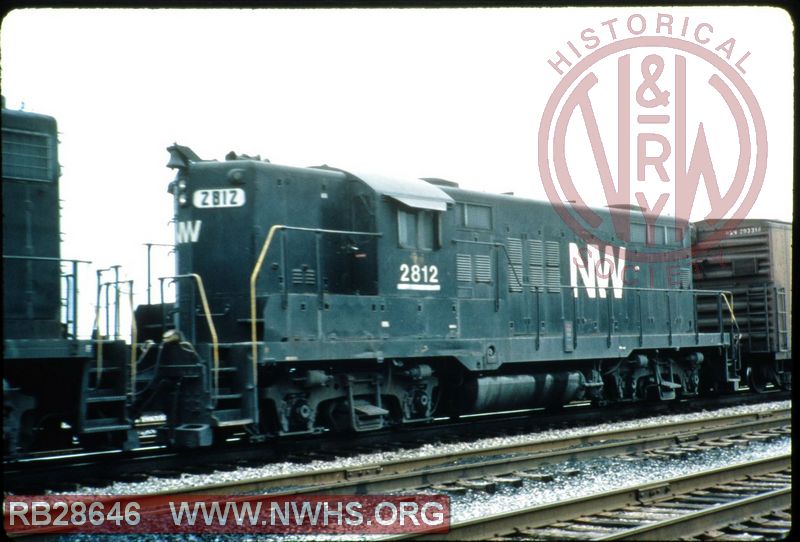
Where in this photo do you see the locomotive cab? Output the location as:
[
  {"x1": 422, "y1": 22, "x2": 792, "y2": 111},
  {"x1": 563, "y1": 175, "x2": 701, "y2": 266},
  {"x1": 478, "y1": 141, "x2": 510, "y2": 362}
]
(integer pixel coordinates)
[{"x1": 148, "y1": 148, "x2": 453, "y2": 444}]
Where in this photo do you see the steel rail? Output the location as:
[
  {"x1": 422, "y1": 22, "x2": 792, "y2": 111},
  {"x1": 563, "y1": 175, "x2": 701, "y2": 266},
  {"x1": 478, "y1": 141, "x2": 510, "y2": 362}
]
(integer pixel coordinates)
[
  {"x1": 384, "y1": 453, "x2": 791, "y2": 541},
  {"x1": 148, "y1": 408, "x2": 790, "y2": 497},
  {"x1": 596, "y1": 487, "x2": 791, "y2": 541},
  {"x1": 5, "y1": 407, "x2": 790, "y2": 539},
  {"x1": 4, "y1": 394, "x2": 788, "y2": 494}
]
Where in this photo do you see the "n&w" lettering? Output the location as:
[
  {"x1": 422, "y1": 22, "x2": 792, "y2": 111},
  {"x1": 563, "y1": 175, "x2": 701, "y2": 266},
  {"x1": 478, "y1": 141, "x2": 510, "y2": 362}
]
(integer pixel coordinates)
[
  {"x1": 569, "y1": 242, "x2": 626, "y2": 299},
  {"x1": 176, "y1": 220, "x2": 202, "y2": 244}
]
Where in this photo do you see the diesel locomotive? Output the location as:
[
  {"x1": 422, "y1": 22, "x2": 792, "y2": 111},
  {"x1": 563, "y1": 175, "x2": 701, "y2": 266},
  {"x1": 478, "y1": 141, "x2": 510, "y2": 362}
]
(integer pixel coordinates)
[
  {"x1": 2, "y1": 104, "x2": 792, "y2": 454},
  {"x1": 3, "y1": 104, "x2": 135, "y2": 452}
]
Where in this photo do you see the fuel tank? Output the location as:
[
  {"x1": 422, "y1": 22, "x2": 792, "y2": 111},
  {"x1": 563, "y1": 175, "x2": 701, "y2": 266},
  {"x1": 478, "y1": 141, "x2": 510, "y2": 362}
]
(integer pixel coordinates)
[{"x1": 462, "y1": 372, "x2": 586, "y2": 413}]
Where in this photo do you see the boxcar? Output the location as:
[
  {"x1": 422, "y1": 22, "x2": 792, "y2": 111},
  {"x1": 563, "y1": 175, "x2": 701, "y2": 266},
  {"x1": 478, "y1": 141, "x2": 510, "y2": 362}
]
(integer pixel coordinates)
[{"x1": 693, "y1": 219, "x2": 792, "y2": 390}]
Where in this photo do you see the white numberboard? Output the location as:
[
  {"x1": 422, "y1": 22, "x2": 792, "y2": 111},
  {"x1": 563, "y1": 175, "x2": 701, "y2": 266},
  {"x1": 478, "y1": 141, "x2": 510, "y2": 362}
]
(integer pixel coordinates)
[
  {"x1": 193, "y1": 188, "x2": 246, "y2": 208},
  {"x1": 397, "y1": 263, "x2": 440, "y2": 291}
]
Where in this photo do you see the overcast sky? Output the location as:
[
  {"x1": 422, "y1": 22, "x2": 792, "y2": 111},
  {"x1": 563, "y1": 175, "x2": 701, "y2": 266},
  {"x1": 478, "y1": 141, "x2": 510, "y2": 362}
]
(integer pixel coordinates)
[{"x1": 1, "y1": 7, "x2": 793, "y2": 337}]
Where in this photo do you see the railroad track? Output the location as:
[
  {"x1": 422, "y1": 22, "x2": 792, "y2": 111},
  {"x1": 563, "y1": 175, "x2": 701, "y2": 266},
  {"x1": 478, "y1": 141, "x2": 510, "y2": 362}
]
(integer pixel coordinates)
[
  {"x1": 6, "y1": 407, "x2": 791, "y2": 539},
  {"x1": 3, "y1": 392, "x2": 789, "y2": 494},
  {"x1": 3, "y1": 418, "x2": 164, "y2": 463},
  {"x1": 388, "y1": 454, "x2": 791, "y2": 541},
  {"x1": 146, "y1": 406, "x2": 790, "y2": 497}
]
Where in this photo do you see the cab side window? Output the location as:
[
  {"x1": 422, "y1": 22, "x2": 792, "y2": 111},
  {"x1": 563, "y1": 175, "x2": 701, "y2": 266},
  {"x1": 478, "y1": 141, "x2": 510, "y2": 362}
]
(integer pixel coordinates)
[
  {"x1": 398, "y1": 209, "x2": 418, "y2": 248},
  {"x1": 398, "y1": 208, "x2": 439, "y2": 250}
]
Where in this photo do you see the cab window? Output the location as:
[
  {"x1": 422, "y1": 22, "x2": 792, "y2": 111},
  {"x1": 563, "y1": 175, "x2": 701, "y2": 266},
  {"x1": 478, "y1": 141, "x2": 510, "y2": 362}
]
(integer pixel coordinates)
[{"x1": 398, "y1": 208, "x2": 439, "y2": 250}]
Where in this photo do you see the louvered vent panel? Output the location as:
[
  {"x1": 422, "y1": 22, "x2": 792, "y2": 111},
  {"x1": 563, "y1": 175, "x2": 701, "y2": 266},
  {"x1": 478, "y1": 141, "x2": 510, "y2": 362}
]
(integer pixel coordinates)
[
  {"x1": 680, "y1": 267, "x2": 691, "y2": 289},
  {"x1": 475, "y1": 255, "x2": 493, "y2": 283},
  {"x1": 507, "y1": 238, "x2": 523, "y2": 292},
  {"x1": 292, "y1": 268, "x2": 316, "y2": 286},
  {"x1": 545, "y1": 241, "x2": 561, "y2": 292},
  {"x1": 545, "y1": 241, "x2": 560, "y2": 266},
  {"x1": 546, "y1": 267, "x2": 561, "y2": 293},
  {"x1": 457, "y1": 254, "x2": 473, "y2": 282},
  {"x1": 530, "y1": 267, "x2": 545, "y2": 289},
  {"x1": 529, "y1": 239, "x2": 544, "y2": 290},
  {"x1": 529, "y1": 240, "x2": 544, "y2": 266}
]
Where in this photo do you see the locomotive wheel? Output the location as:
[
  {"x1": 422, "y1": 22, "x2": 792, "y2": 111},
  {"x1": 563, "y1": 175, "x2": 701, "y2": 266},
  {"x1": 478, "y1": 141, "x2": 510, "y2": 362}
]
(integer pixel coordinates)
[{"x1": 746, "y1": 365, "x2": 774, "y2": 393}]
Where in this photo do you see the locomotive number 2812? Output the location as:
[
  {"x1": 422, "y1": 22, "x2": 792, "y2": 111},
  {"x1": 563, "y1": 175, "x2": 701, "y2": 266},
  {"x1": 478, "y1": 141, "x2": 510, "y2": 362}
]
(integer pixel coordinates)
[
  {"x1": 398, "y1": 264, "x2": 440, "y2": 291},
  {"x1": 193, "y1": 188, "x2": 246, "y2": 208}
]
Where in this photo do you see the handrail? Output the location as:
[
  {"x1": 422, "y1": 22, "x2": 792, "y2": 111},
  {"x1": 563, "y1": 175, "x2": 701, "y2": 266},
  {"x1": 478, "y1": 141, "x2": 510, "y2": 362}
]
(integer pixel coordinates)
[
  {"x1": 127, "y1": 281, "x2": 138, "y2": 397},
  {"x1": 168, "y1": 273, "x2": 220, "y2": 397},
  {"x1": 445, "y1": 240, "x2": 735, "y2": 301},
  {"x1": 490, "y1": 279, "x2": 736, "y2": 352},
  {"x1": 246, "y1": 230, "x2": 737, "y2": 385},
  {"x1": 62, "y1": 273, "x2": 74, "y2": 335},
  {"x1": 92, "y1": 288, "x2": 105, "y2": 387},
  {"x1": 719, "y1": 291, "x2": 740, "y2": 336},
  {"x1": 5, "y1": 255, "x2": 91, "y2": 338},
  {"x1": 250, "y1": 225, "x2": 284, "y2": 385},
  {"x1": 144, "y1": 242, "x2": 174, "y2": 305},
  {"x1": 91, "y1": 279, "x2": 138, "y2": 390},
  {"x1": 92, "y1": 280, "x2": 122, "y2": 387},
  {"x1": 2, "y1": 255, "x2": 91, "y2": 264},
  {"x1": 249, "y1": 225, "x2": 382, "y2": 384}
]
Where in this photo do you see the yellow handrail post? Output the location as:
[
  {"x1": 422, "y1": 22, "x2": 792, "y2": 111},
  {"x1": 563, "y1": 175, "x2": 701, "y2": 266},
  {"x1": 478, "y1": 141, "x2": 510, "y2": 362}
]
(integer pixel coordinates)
[
  {"x1": 248, "y1": 225, "x2": 380, "y2": 389},
  {"x1": 190, "y1": 273, "x2": 219, "y2": 396},
  {"x1": 249, "y1": 225, "x2": 284, "y2": 387},
  {"x1": 165, "y1": 273, "x2": 220, "y2": 398},
  {"x1": 720, "y1": 291, "x2": 740, "y2": 336}
]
